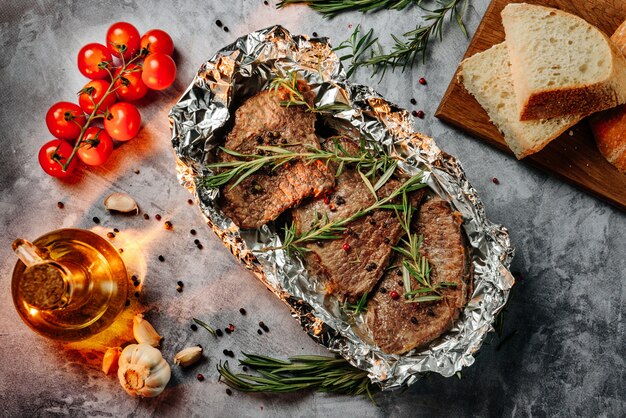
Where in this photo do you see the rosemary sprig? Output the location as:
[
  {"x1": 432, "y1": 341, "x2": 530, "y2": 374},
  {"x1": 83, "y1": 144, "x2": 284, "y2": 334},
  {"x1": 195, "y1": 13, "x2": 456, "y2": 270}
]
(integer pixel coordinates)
[
  {"x1": 272, "y1": 174, "x2": 426, "y2": 254},
  {"x1": 193, "y1": 317, "x2": 216, "y2": 337},
  {"x1": 337, "y1": 0, "x2": 469, "y2": 77},
  {"x1": 277, "y1": 0, "x2": 421, "y2": 17},
  {"x1": 393, "y1": 192, "x2": 456, "y2": 303},
  {"x1": 269, "y1": 71, "x2": 351, "y2": 113},
  {"x1": 343, "y1": 292, "x2": 369, "y2": 314},
  {"x1": 217, "y1": 353, "x2": 378, "y2": 400},
  {"x1": 205, "y1": 139, "x2": 396, "y2": 190}
]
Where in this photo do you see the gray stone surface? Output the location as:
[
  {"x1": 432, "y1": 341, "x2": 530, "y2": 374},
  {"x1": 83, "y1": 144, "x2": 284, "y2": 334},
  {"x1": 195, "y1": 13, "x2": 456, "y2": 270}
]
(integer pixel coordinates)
[{"x1": 0, "y1": 0, "x2": 624, "y2": 416}]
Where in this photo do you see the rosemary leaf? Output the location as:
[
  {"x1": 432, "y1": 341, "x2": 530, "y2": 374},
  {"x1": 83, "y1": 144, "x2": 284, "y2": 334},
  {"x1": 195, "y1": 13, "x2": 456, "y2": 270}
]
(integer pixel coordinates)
[
  {"x1": 192, "y1": 318, "x2": 216, "y2": 337},
  {"x1": 277, "y1": 0, "x2": 421, "y2": 17}
]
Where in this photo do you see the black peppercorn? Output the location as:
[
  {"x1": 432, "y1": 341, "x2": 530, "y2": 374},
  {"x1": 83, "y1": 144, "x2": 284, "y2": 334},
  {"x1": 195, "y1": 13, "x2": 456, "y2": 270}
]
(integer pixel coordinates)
[
  {"x1": 239, "y1": 308, "x2": 247, "y2": 315},
  {"x1": 226, "y1": 389, "x2": 232, "y2": 396},
  {"x1": 155, "y1": 214, "x2": 162, "y2": 221},
  {"x1": 57, "y1": 202, "x2": 64, "y2": 209},
  {"x1": 380, "y1": 287, "x2": 387, "y2": 293},
  {"x1": 410, "y1": 98, "x2": 417, "y2": 105},
  {"x1": 191, "y1": 324, "x2": 198, "y2": 331},
  {"x1": 216, "y1": 19, "x2": 223, "y2": 27},
  {"x1": 411, "y1": 317, "x2": 418, "y2": 325},
  {"x1": 158, "y1": 255, "x2": 165, "y2": 262},
  {"x1": 257, "y1": 329, "x2": 263, "y2": 335},
  {"x1": 197, "y1": 243, "x2": 203, "y2": 250},
  {"x1": 223, "y1": 26, "x2": 229, "y2": 32},
  {"x1": 107, "y1": 232, "x2": 115, "y2": 239},
  {"x1": 225, "y1": 328, "x2": 231, "y2": 334},
  {"x1": 190, "y1": 229, "x2": 197, "y2": 235},
  {"x1": 92, "y1": 216, "x2": 100, "y2": 224},
  {"x1": 143, "y1": 213, "x2": 150, "y2": 220},
  {"x1": 113, "y1": 228, "x2": 120, "y2": 233},
  {"x1": 216, "y1": 329, "x2": 224, "y2": 337},
  {"x1": 177, "y1": 280, "x2": 184, "y2": 287}
]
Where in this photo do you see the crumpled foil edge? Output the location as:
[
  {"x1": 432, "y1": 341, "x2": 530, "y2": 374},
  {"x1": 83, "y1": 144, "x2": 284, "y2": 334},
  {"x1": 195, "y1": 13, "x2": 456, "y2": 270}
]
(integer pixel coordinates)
[{"x1": 169, "y1": 25, "x2": 515, "y2": 390}]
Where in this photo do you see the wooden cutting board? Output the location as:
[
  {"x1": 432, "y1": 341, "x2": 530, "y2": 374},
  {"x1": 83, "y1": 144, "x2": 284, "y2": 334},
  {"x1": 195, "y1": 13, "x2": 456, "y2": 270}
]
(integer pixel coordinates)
[{"x1": 435, "y1": 0, "x2": 626, "y2": 210}]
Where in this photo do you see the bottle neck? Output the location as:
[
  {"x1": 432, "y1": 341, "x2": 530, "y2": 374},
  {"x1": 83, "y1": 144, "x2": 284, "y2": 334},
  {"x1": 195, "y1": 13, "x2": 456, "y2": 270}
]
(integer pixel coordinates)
[{"x1": 18, "y1": 262, "x2": 72, "y2": 310}]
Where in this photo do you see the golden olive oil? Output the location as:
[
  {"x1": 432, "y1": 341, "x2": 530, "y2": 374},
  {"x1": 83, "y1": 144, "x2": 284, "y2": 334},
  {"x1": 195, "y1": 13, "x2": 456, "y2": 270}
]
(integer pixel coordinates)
[{"x1": 12, "y1": 228, "x2": 128, "y2": 341}]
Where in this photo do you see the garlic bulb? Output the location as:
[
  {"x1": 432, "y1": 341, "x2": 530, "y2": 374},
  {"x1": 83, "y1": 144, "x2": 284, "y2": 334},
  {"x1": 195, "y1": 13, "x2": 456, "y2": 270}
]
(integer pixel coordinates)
[
  {"x1": 118, "y1": 343, "x2": 171, "y2": 398},
  {"x1": 133, "y1": 313, "x2": 162, "y2": 347}
]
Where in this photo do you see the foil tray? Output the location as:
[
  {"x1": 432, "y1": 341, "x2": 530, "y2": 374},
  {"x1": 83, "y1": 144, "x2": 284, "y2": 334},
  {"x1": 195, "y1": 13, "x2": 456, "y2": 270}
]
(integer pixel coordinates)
[{"x1": 169, "y1": 25, "x2": 515, "y2": 390}]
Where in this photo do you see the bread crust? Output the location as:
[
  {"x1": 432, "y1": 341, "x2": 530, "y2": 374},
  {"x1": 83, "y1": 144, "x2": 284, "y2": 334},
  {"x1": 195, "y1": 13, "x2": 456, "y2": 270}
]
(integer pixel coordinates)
[{"x1": 588, "y1": 19, "x2": 626, "y2": 174}]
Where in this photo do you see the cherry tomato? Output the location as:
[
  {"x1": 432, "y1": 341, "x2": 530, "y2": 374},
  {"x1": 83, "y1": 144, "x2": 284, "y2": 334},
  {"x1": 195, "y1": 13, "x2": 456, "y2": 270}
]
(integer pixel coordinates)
[
  {"x1": 113, "y1": 64, "x2": 148, "y2": 102},
  {"x1": 140, "y1": 29, "x2": 174, "y2": 55},
  {"x1": 77, "y1": 127, "x2": 114, "y2": 166},
  {"x1": 46, "y1": 102, "x2": 86, "y2": 140},
  {"x1": 38, "y1": 139, "x2": 78, "y2": 178},
  {"x1": 104, "y1": 102, "x2": 141, "y2": 141},
  {"x1": 77, "y1": 43, "x2": 112, "y2": 79},
  {"x1": 106, "y1": 22, "x2": 141, "y2": 60},
  {"x1": 142, "y1": 53, "x2": 176, "y2": 90},
  {"x1": 78, "y1": 80, "x2": 116, "y2": 114}
]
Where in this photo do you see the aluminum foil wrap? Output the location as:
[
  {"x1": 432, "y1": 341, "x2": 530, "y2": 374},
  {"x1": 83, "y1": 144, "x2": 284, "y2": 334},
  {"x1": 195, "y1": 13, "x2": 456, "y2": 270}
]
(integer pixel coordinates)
[{"x1": 169, "y1": 26, "x2": 515, "y2": 390}]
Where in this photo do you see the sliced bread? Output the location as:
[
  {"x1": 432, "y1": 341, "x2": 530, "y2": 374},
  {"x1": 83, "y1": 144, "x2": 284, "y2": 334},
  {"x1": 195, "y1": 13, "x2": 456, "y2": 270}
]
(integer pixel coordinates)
[
  {"x1": 588, "y1": 19, "x2": 626, "y2": 174},
  {"x1": 458, "y1": 43, "x2": 581, "y2": 159},
  {"x1": 501, "y1": 3, "x2": 626, "y2": 121}
]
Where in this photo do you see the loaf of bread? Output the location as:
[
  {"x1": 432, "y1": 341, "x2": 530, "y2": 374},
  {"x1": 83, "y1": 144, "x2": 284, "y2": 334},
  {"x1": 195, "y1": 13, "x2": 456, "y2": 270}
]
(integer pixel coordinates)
[
  {"x1": 502, "y1": 3, "x2": 626, "y2": 121},
  {"x1": 588, "y1": 19, "x2": 626, "y2": 174},
  {"x1": 458, "y1": 43, "x2": 581, "y2": 159}
]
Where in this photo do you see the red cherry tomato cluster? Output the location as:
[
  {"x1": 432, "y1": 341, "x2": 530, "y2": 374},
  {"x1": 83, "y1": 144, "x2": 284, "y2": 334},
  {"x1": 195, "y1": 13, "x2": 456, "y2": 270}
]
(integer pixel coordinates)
[{"x1": 40, "y1": 22, "x2": 176, "y2": 178}]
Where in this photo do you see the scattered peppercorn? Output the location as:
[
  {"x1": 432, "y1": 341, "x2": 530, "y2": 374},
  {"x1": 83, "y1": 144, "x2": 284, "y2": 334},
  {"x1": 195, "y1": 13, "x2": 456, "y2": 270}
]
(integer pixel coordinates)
[
  {"x1": 125, "y1": 299, "x2": 130, "y2": 306},
  {"x1": 133, "y1": 168, "x2": 140, "y2": 174},
  {"x1": 93, "y1": 216, "x2": 100, "y2": 224},
  {"x1": 411, "y1": 317, "x2": 419, "y2": 324},
  {"x1": 223, "y1": 349, "x2": 235, "y2": 358},
  {"x1": 177, "y1": 280, "x2": 184, "y2": 287},
  {"x1": 390, "y1": 290, "x2": 400, "y2": 300},
  {"x1": 113, "y1": 228, "x2": 119, "y2": 233},
  {"x1": 416, "y1": 110, "x2": 425, "y2": 119},
  {"x1": 312, "y1": 31, "x2": 318, "y2": 37},
  {"x1": 107, "y1": 232, "x2": 115, "y2": 239},
  {"x1": 242, "y1": 366, "x2": 248, "y2": 372},
  {"x1": 335, "y1": 196, "x2": 346, "y2": 205},
  {"x1": 225, "y1": 328, "x2": 232, "y2": 335},
  {"x1": 194, "y1": 239, "x2": 200, "y2": 245},
  {"x1": 216, "y1": 19, "x2": 223, "y2": 27},
  {"x1": 134, "y1": 291, "x2": 140, "y2": 298},
  {"x1": 57, "y1": 202, "x2": 64, "y2": 209},
  {"x1": 342, "y1": 242, "x2": 351, "y2": 252},
  {"x1": 419, "y1": 77, "x2": 427, "y2": 85},
  {"x1": 257, "y1": 329, "x2": 263, "y2": 335},
  {"x1": 223, "y1": 26, "x2": 229, "y2": 32},
  {"x1": 259, "y1": 321, "x2": 269, "y2": 332},
  {"x1": 380, "y1": 287, "x2": 387, "y2": 293},
  {"x1": 187, "y1": 199, "x2": 193, "y2": 205},
  {"x1": 143, "y1": 213, "x2": 150, "y2": 220},
  {"x1": 411, "y1": 110, "x2": 418, "y2": 117},
  {"x1": 197, "y1": 243, "x2": 204, "y2": 250},
  {"x1": 164, "y1": 221, "x2": 173, "y2": 230},
  {"x1": 158, "y1": 255, "x2": 165, "y2": 262},
  {"x1": 365, "y1": 263, "x2": 377, "y2": 272},
  {"x1": 191, "y1": 324, "x2": 198, "y2": 331},
  {"x1": 216, "y1": 329, "x2": 224, "y2": 337},
  {"x1": 133, "y1": 280, "x2": 140, "y2": 287},
  {"x1": 155, "y1": 214, "x2": 162, "y2": 221},
  {"x1": 119, "y1": 248, "x2": 124, "y2": 253},
  {"x1": 263, "y1": 0, "x2": 268, "y2": 4},
  {"x1": 410, "y1": 98, "x2": 417, "y2": 105},
  {"x1": 197, "y1": 373, "x2": 205, "y2": 381},
  {"x1": 239, "y1": 308, "x2": 247, "y2": 315},
  {"x1": 226, "y1": 389, "x2": 233, "y2": 396},
  {"x1": 190, "y1": 229, "x2": 197, "y2": 235},
  {"x1": 176, "y1": 285, "x2": 183, "y2": 293},
  {"x1": 492, "y1": 177, "x2": 500, "y2": 185}
]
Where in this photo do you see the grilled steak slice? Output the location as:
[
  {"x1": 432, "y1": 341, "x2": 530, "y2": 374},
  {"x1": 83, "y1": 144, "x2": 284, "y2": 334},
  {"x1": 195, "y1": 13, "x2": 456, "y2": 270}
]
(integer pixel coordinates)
[
  {"x1": 293, "y1": 158, "x2": 424, "y2": 302},
  {"x1": 365, "y1": 196, "x2": 470, "y2": 354},
  {"x1": 218, "y1": 89, "x2": 334, "y2": 229}
]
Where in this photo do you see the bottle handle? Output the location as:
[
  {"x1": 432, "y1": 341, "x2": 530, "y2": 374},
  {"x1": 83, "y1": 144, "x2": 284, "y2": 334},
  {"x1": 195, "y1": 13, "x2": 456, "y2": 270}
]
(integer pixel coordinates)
[{"x1": 12, "y1": 238, "x2": 48, "y2": 268}]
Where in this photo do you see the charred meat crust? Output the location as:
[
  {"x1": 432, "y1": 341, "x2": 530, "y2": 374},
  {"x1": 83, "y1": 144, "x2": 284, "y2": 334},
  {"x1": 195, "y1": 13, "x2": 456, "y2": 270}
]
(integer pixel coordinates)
[
  {"x1": 365, "y1": 196, "x2": 470, "y2": 354},
  {"x1": 218, "y1": 89, "x2": 335, "y2": 229}
]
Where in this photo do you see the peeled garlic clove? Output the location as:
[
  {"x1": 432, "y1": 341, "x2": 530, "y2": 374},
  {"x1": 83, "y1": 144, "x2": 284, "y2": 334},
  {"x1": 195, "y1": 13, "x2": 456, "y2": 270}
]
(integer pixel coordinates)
[
  {"x1": 102, "y1": 347, "x2": 122, "y2": 375},
  {"x1": 118, "y1": 343, "x2": 171, "y2": 398},
  {"x1": 104, "y1": 192, "x2": 138, "y2": 214},
  {"x1": 133, "y1": 314, "x2": 162, "y2": 347},
  {"x1": 173, "y1": 345, "x2": 203, "y2": 367}
]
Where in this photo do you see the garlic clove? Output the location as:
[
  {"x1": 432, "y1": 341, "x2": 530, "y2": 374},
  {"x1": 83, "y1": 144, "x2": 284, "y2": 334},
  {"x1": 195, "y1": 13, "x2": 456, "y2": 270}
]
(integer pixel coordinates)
[
  {"x1": 133, "y1": 314, "x2": 162, "y2": 347},
  {"x1": 173, "y1": 345, "x2": 203, "y2": 367},
  {"x1": 104, "y1": 192, "x2": 139, "y2": 214},
  {"x1": 102, "y1": 347, "x2": 122, "y2": 375},
  {"x1": 118, "y1": 343, "x2": 171, "y2": 398}
]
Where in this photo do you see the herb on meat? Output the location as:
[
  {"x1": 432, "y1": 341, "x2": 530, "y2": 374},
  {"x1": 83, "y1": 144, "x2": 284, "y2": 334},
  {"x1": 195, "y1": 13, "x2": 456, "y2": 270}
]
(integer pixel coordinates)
[
  {"x1": 269, "y1": 71, "x2": 351, "y2": 113},
  {"x1": 217, "y1": 353, "x2": 378, "y2": 400},
  {"x1": 343, "y1": 292, "x2": 369, "y2": 314},
  {"x1": 205, "y1": 139, "x2": 396, "y2": 191},
  {"x1": 334, "y1": 0, "x2": 469, "y2": 77},
  {"x1": 393, "y1": 194, "x2": 457, "y2": 303},
  {"x1": 268, "y1": 174, "x2": 426, "y2": 254},
  {"x1": 277, "y1": 0, "x2": 420, "y2": 16}
]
